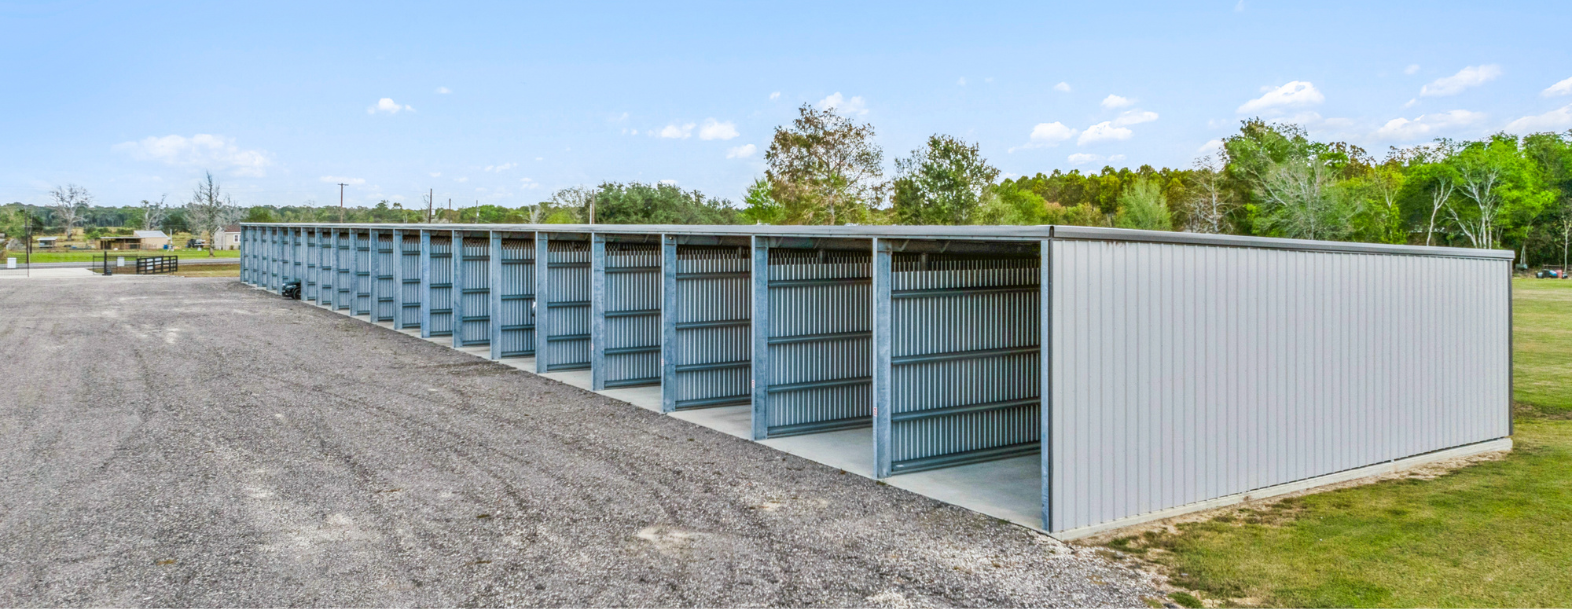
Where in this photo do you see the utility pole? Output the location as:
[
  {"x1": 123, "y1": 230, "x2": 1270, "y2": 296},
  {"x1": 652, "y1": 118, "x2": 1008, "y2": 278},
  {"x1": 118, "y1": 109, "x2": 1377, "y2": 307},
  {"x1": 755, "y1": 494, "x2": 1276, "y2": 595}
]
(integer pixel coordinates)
[
  {"x1": 427, "y1": 188, "x2": 434, "y2": 223},
  {"x1": 337, "y1": 183, "x2": 348, "y2": 223}
]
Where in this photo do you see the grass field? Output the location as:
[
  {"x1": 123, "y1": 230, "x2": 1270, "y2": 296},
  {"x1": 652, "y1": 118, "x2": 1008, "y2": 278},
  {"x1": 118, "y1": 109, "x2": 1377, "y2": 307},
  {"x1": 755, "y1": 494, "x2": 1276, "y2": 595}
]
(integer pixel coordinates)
[
  {"x1": 0, "y1": 249, "x2": 240, "y2": 263},
  {"x1": 1105, "y1": 279, "x2": 1572, "y2": 608},
  {"x1": 168, "y1": 263, "x2": 240, "y2": 278}
]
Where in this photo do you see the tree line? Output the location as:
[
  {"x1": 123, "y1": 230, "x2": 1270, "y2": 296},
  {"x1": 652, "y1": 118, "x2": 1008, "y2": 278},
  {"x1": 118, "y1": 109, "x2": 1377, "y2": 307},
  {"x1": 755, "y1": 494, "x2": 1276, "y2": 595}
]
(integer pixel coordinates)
[{"x1": 11, "y1": 106, "x2": 1570, "y2": 269}]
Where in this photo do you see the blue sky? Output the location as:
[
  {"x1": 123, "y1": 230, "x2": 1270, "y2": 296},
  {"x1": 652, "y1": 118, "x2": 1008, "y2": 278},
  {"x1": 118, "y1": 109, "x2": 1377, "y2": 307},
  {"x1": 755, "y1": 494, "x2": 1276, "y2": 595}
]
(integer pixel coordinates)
[{"x1": 3, "y1": 0, "x2": 1570, "y2": 210}]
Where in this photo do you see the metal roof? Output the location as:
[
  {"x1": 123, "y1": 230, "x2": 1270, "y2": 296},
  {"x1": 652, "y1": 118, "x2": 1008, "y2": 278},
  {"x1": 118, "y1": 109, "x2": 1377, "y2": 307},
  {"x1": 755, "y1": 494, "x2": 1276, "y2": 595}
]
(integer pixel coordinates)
[{"x1": 239, "y1": 222, "x2": 1515, "y2": 260}]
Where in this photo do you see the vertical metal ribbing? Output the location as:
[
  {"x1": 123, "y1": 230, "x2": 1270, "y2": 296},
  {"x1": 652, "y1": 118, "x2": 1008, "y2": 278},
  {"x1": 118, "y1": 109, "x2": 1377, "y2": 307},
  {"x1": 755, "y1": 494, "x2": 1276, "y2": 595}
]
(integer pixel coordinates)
[
  {"x1": 534, "y1": 232, "x2": 551, "y2": 374},
  {"x1": 497, "y1": 235, "x2": 535, "y2": 357},
  {"x1": 294, "y1": 228, "x2": 304, "y2": 286},
  {"x1": 419, "y1": 230, "x2": 432, "y2": 338},
  {"x1": 661, "y1": 235, "x2": 679, "y2": 412},
  {"x1": 489, "y1": 231, "x2": 504, "y2": 360},
  {"x1": 368, "y1": 229, "x2": 379, "y2": 318},
  {"x1": 590, "y1": 234, "x2": 608, "y2": 390},
  {"x1": 337, "y1": 230, "x2": 352, "y2": 311},
  {"x1": 750, "y1": 236, "x2": 771, "y2": 440},
  {"x1": 451, "y1": 230, "x2": 464, "y2": 348},
  {"x1": 872, "y1": 239, "x2": 894, "y2": 478},
  {"x1": 392, "y1": 230, "x2": 404, "y2": 327},
  {"x1": 347, "y1": 230, "x2": 358, "y2": 309},
  {"x1": 1040, "y1": 237, "x2": 1054, "y2": 532},
  {"x1": 356, "y1": 230, "x2": 372, "y2": 316}
]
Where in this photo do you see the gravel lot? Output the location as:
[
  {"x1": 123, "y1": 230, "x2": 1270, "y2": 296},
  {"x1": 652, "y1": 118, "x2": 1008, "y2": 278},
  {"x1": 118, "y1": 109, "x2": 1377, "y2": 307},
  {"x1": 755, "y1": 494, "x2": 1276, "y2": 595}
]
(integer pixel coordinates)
[{"x1": 0, "y1": 276, "x2": 1161, "y2": 607}]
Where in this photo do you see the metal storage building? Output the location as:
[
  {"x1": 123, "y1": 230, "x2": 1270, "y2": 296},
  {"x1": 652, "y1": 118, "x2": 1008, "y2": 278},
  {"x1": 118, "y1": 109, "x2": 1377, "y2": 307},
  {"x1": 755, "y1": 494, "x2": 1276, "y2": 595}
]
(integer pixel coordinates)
[{"x1": 240, "y1": 223, "x2": 1513, "y2": 539}]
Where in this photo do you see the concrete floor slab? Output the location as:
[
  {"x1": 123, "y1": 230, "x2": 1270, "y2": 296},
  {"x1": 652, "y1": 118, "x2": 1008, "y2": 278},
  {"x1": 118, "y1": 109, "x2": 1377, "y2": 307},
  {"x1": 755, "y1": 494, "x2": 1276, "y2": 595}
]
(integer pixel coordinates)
[
  {"x1": 761, "y1": 428, "x2": 875, "y2": 478},
  {"x1": 670, "y1": 405, "x2": 752, "y2": 439},
  {"x1": 308, "y1": 295, "x2": 1048, "y2": 534},
  {"x1": 601, "y1": 385, "x2": 662, "y2": 412},
  {"x1": 887, "y1": 456, "x2": 1043, "y2": 531}
]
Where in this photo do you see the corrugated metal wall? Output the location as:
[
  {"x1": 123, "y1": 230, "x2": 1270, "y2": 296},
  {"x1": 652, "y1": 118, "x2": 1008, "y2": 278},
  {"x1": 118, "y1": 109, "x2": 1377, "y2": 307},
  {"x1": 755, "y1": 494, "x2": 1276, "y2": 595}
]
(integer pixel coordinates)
[
  {"x1": 305, "y1": 230, "x2": 318, "y2": 301},
  {"x1": 542, "y1": 238, "x2": 592, "y2": 371},
  {"x1": 498, "y1": 237, "x2": 535, "y2": 357},
  {"x1": 291, "y1": 229, "x2": 303, "y2": 284},
  {"x1": 596, "y1": 241, "x2": 662, "y2": 389},
  {"x1": 460, "y1": 236, "x2": 491, "y2": 346},
  {"x1": 754, "y1": 245, "x2": 873, "y2": 438},
  {"x1": 354, "y1": 231, "x2": 372, "y2": 315},
  {"x1": 875, "y1": 248, "x2": 1041, "y2": 477},
  {"x1": 1046, "y1": 239, "x2": 1512, "y2": 533},
  {"x1": 375, "y1": 233, "x2": 396, "y2": 322},
  {"x1": 335, "y1": 231, "x2": 352, "y2": 311},
  {"x1": 399, "y1": 232, "x2": 422, "y2": 329},
  {"x1": 668, "y1": 243, "x2": 751, "y2": 411},
  {"x1": 427, "y1": 234, "x2": 454, "y2": 336},
  {"x1": 319, "y1": 230, "x2": 335, "y2": 306}
]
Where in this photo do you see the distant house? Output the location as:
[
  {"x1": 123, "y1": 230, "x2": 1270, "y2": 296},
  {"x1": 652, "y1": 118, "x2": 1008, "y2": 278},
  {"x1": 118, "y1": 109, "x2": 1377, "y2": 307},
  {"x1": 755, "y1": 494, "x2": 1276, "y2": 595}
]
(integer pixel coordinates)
[
  {"x1": 217, "y1": 225, "x2": 242, "y2": 250},
  {"x1": 98, "y1": 230, "x2": 172, "y2": 251},
  {"x1": 36, "y1": 236, "x2": 59, "y2": 248}
]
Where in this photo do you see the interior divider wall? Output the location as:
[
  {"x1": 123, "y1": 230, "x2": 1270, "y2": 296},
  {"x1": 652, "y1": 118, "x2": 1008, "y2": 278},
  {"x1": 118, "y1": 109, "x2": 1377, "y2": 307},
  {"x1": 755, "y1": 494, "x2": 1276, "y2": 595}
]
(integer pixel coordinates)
[
  {"x1": 591, "y1": 234, "x2": 662, "y2": 390},
  {"x1": 662, "y1": 235, "x2": 752, "y2": 413},
  {"x1": 536, "y1": 233, "x2": 592, "y2": 373},
  {"x1": 871, "y1": 239, "x2": 1042, "y2": 478},
  {"x1": 751, "y1": 238, "x2": 874, "y2": 440}
]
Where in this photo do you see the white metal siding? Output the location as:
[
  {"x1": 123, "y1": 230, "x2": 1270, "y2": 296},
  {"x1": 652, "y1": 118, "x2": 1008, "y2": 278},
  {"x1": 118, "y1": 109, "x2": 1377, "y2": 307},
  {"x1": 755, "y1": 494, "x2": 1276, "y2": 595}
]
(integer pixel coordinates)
[{"x1": 1047, "y1": 240, "x2": 1511, "y2": 533}]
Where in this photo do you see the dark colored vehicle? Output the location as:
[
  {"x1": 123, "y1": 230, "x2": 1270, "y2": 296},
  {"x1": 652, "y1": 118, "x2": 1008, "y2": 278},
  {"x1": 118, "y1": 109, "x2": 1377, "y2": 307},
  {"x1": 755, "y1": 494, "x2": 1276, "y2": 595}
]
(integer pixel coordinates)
[{"x1": 281, "y1": 280, "x2": 302, "y2": 300}]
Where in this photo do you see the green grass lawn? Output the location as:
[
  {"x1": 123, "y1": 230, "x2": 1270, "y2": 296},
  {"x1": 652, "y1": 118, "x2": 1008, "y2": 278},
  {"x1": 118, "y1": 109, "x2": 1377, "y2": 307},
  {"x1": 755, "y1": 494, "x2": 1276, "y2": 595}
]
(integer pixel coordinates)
[
  {"x1": 1104, "y1": 278, "x2": 1572, "y2": 608},
  {"x1": 0, "y1": 249, "x2": 240, "y2": 263}
]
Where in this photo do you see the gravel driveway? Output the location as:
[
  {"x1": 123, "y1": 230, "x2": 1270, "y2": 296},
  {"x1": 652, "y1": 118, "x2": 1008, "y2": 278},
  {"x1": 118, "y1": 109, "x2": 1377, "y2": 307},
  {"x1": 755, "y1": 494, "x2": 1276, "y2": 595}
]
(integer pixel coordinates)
[{"x1": 0, "y1": 276, "x2": 1160, "y2": 606}]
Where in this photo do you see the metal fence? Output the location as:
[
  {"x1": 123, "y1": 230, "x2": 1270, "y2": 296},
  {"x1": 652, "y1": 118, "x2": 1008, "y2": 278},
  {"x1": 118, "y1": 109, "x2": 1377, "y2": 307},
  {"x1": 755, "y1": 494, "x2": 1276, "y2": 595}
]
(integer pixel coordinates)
[{"x1": 240, "y1": 223, "x2": 1514, "y2": 537}]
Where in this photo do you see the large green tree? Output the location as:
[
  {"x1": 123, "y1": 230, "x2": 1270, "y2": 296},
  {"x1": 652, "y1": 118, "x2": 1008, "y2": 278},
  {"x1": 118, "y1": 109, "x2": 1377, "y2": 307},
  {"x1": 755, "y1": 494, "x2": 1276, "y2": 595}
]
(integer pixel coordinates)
[
  {"x1": 765, "y1": 105, "x2": 885, "y2": 225},
  {"x1": 588, "y1": 182, "x2": 739, "y2": 225},
  {"x1": 891, "y1": 134, "x2": 999, "y2": 225},
  {"x1": 1113, "y1": 177, "x2": 1173, "y2": 230}
]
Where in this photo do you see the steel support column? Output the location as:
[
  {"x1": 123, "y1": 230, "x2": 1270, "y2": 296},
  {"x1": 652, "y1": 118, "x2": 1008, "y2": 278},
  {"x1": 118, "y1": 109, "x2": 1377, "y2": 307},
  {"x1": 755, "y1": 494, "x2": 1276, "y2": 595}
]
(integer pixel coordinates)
[
  {"x1": 749, "y1": 236, "x2": 770, "y2": 440},
  {"x1": 534, "y1": 231, "x2": 550, "y2": 374},
  {"x1": 451, "y1": 230, "x2": 464, "y2": 348},
  {"x1": 419, "y1": 230, "x2": 432, "y2": 338},
  {"x1": 660, "y1": 235, "x2": 678, "y2": 412},
  {"x1": 872, "y1": 238, "x2": 894, "y2": 478},
  {"x1": 489, "y1": 231, "x2": 504, "y2": 359},
  {"x1": 590, "y1": 233, "x2": 607, "y2": 390}
]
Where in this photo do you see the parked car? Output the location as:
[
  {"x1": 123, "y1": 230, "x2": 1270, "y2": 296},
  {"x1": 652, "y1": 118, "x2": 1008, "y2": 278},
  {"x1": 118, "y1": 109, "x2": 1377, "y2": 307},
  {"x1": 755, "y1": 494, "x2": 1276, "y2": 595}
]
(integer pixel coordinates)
[
  {"x1": 186, "y1": 238, "x2": 207, "y2": 249},
  {"x1": 1536, "y1": 269, "x2": 1565, "y2": 279}
]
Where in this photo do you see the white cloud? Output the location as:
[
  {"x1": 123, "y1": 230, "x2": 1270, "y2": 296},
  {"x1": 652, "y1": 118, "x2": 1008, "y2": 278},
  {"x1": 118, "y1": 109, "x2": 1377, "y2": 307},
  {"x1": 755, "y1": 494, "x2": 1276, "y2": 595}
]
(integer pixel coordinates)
[
  {"x1": 610, "y1": 112, "x2": 629, "y2": 122},
  {"x1": 435, "y1": 86, "x2": 451, "y2": 94},
  {"x1": 660, "y1": 179, "x2": 678, "y2": 186},
  {"x1": 1108, "y1": 154, "x2": 1127, "y2": 163},
  {"x1": 520, "y1": 177, "x2": 540, "y2": 190},
  {"x1": 699, "y1": 119, "x2": 739, "y2": 140},
  {"x1": 318, "y1": 176, "x2": 366, "y2": 185},
  {"x1": 1101, "y1": 94, "x2": 1134, "y2": 109},
  {"x1": 769, "y1": 91, "x2": 781, "y2": 100},
  {"x1": 1506, "y1": 104, "x2": 1572, "y2": 133},
  {"x1": 1234, "y1": 0, "x2": 1245, "y2": 11},
  {"x1": 957, "y1": 77, "x2": 967, "y2": 86},
  {"x1": 1197, "y1": 139, "x2": 1223, "y2": 154},
  {"x1": 485, "y1": 163, "x2": 517, "y2": 172},
  {"x1": 1374, "y1": 109, "x2": 1487, "y2": 140},
  {"x1": 454, "y1": 176, "x2": 468, "y2": 183},
  {"x1": 1112, "y1": 110, "x2": 1158, "y2": 126},
  {"x1": 368, "y1": 97, "x2": 414, "y2": 114},
  {"x1": 1543, "y1": 77, "x2": 1572, "y2": 97},
  {"x1": 1030, "y1": 122, "x2": 1079, "y2": 145},
  {"x1": 817, "y1": 92, "x2": 868, "y2": 116},
  {"x1": 112, "y1": 134, "x2": 274, "y2": 177},
  {"x1": 658, "y1": 123, "x2": 696, "y2": 139},
  {"x1": 1054, "y1": 82, "x2": 1071, "y2": 92},
  {"x1": 1420, "y1": 65, "x2": 1501, "y2": 97},
  {"x1": 1405, "y1": 65, "x2": 1420, "y2": 75},
  {"x1": 1068, "y1": 153, "x2": 1104, "y2": 166},
  {"x1": 1403, "y1": 98, "x2": 1418, "y2": 108},
  {"x1": 726, "y1": 144, "x2": 757, "y2": 159},
  {"x1": 430, "y1": 172, "x2": 441, "y2": 177},
  {"x1": 1237, "y1": 81, "x2": 1324, "y2": 113},
  {"x1": 1078, "y1": 121, "x2": 1133, "y2": 145},
  {"x1": 1271, "y1": 111, "x2": 1324, "y2": 126}
]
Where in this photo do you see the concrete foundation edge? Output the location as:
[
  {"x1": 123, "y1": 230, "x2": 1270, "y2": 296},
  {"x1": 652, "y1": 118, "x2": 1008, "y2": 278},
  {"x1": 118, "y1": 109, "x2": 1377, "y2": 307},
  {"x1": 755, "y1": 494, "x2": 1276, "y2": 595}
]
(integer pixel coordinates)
[{"x1": 1051, "y1": 436, "x2": 1514, "y2": 541}]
